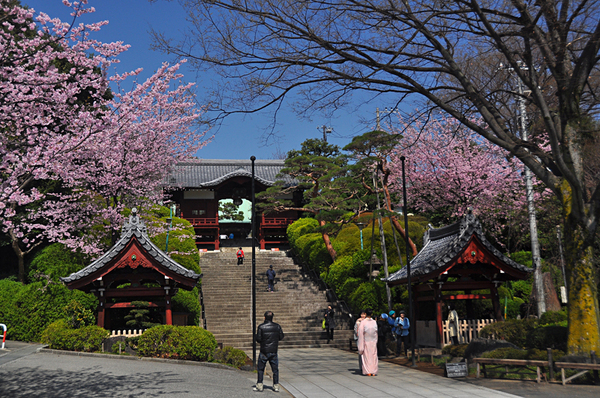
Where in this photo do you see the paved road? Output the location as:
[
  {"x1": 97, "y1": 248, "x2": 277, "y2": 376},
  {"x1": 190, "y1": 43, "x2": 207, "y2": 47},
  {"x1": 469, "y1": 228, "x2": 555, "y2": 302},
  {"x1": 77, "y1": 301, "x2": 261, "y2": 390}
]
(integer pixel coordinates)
[
  {"x1": 277, "y1": 348, "x2": 520, "y2": 398},
  {"x1": 2, "y1": 342, "x2": 599, "y2": 397},
  {"x1": 1, "y1": 341, "x2": 285, "y2": 398}
]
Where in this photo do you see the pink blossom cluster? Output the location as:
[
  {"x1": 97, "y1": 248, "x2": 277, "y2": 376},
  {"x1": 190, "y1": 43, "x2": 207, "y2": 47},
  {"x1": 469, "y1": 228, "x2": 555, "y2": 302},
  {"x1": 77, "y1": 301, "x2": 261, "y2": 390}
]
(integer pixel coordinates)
[
  {"x1": 389, "y1": 114, "x2": 529, "y2": 235},
  {"x1": 0, "y1": 1, "x2": 209, "y2": 256}
]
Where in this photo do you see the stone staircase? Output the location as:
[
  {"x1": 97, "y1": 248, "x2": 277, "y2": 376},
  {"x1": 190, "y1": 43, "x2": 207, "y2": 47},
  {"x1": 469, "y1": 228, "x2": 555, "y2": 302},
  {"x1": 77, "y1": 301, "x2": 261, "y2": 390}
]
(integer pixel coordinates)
[{"x1": 199, "y1": 248, "x2": 353, "y2": 350}]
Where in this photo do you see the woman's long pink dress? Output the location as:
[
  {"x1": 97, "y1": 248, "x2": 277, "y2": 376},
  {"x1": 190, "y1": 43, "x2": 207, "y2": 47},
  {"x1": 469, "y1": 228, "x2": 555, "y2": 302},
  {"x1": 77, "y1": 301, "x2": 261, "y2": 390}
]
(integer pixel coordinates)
[{"x1": 357, "y1": 317, "x2": 378, "y2": 375}]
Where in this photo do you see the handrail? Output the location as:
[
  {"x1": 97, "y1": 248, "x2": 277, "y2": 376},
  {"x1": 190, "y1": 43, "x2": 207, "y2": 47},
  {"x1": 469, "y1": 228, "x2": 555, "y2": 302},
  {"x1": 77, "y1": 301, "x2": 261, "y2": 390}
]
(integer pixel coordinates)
[{"x1": 0, "y1": 323, "x2": 6, "y2": 349}]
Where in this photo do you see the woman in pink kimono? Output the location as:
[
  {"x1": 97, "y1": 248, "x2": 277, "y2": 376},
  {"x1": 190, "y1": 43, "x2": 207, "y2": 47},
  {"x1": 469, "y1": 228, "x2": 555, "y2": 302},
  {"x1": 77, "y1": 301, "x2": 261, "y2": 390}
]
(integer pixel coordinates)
[{"x1": 357, "y1": 308, "x2": 378, "y2": 376}]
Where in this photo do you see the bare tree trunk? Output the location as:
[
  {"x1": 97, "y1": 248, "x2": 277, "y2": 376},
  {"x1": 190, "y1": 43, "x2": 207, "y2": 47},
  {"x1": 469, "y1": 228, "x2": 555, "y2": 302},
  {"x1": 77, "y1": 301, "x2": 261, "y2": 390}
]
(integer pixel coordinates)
[
  {"x1": 8, "y1": 228, "x2": 26, "y2": 283},
  {"x1": 319, "y1": 220, "x2": 337, "y2": 262}
]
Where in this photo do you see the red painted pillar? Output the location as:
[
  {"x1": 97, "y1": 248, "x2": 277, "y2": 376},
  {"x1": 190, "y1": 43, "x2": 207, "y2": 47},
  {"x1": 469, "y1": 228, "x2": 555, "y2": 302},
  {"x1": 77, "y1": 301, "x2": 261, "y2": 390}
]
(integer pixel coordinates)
[{"x1": 165, "y1": 290, "x2": 173, "y2": 325}]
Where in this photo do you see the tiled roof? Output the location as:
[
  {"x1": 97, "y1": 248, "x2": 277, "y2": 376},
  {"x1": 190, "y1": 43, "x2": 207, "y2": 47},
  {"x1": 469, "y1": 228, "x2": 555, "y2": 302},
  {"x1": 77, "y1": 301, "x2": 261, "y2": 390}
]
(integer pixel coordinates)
[
  {"x1": 166, "y1": 159, "x2": 294, "y2": 188},
  {"x1": 61, "y1": 209, "x2": 201, "y2": 284},
  {"x1": 383, "y1": 212, "x2": 531, "y2": 284}
]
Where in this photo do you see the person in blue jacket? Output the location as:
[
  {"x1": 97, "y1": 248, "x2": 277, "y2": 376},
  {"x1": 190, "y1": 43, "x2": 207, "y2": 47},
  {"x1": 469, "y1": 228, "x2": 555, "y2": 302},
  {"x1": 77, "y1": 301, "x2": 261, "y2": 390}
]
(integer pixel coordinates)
[{"x1": 394, "y1": 310, "x2": 410, "y2": 356}]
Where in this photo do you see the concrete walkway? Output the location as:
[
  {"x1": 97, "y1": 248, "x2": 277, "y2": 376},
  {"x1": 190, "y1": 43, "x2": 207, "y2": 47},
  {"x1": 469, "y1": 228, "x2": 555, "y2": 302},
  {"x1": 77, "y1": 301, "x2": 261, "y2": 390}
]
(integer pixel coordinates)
[{"x1": 276, "y1": 348, "x2": 520, "y2": 398}]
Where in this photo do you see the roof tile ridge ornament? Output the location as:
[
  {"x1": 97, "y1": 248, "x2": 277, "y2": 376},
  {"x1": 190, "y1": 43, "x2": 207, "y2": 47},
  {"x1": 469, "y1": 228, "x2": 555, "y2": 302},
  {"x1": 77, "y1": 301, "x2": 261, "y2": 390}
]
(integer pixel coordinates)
[
  {"x1": 459, "y1": 207, "x2": 480, "y2": 239},
  {"x1": 122, "y1": 207, "x2": 147, "y2": 235},
  {"x1": 424, "y1": 223, "x2": 435, "y2": 246}
]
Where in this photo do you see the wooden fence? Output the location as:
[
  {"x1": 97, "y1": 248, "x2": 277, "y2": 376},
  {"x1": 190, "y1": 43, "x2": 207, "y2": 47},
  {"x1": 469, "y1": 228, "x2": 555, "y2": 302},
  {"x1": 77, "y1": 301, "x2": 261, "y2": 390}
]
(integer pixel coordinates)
[
  {"x1": 416, "y1": 319, "x2": 496, "y2": 347},
  {"x1": 110, "y1": 329, "x2": 145, "y2": 338}
]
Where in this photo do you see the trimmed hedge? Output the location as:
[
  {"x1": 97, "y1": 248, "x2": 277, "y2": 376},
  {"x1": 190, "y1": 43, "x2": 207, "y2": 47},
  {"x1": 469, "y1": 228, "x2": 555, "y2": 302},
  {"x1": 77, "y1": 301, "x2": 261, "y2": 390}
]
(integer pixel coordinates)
[
  {"x1": 480, "y1": 318, "x2": 538, "y2": 348},
  {"x1": 0, "y1": 279, "x2": 97, "y2": 342},
  {"x1": 442, "y1": 344, "x2": 468, "y2": 358},
  {"x1": 212, "y1": 346, "x2": 247, "y2": 368},
  {"x1": 287, "y1": 218, "x2": 319, "y2": 249},
  {"x1": 482, "y1": 347, "x2": 565, "y2": 360},
  {"x1": 41, "y1": 319, "x2": 108, "y2": 352},
  {"x1": 137, "y1": 325, "x2": 217, "y2": 361},
  {"x1": 28, "y1": 243, "x2": 89, "y2": 282}
]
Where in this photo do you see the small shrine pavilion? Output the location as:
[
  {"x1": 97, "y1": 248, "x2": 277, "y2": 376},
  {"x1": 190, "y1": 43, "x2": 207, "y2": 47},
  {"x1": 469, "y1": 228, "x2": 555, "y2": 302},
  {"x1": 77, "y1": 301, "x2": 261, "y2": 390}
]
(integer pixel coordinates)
[
  {"x1": 61, "y1": 208, "x2": 201, "y2": 330},
  {"x1": 383, "y1": 211, "x2": 532, "y2": 347}
]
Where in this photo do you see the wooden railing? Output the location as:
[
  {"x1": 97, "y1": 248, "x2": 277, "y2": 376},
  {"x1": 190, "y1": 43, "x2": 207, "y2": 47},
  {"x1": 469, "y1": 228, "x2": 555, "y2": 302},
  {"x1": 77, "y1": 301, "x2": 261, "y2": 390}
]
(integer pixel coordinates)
[
  {"x1": 261, "y1": 216, "x2": 294, "y2": 226},
  {"x1": 185, "y1": 217, "x2": 219, "y2": 226}
]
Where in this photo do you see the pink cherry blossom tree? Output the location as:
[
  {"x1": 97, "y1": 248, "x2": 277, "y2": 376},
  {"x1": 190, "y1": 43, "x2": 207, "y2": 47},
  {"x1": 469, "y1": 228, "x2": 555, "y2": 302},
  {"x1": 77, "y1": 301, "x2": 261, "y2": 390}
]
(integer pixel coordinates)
[
  {"x1": 389, "y1": 114, "x2": 531, "y2": 242},
  {"x1": 0, "y1": 1, "x2": 208, "y2": 281}
]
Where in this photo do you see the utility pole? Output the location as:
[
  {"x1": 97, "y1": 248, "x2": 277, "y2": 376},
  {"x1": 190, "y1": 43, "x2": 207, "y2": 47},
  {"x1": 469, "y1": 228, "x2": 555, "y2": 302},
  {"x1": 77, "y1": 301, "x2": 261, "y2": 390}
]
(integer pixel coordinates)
[
  {"x1": 510, "y1": 62, "x2": 546, "y2": 316},
  {"x1": 317, "y1": 125, "x2": 332, "y2": 142}
]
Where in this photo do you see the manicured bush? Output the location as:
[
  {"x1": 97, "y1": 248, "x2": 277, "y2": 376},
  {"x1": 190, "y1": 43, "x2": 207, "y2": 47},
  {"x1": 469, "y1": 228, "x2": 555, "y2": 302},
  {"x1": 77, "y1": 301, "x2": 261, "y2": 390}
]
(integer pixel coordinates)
[
  {"x1": 295, "y1": 233, "x2": 331, "y2": 273},
  {"x1": 526, "y1": 325, "x2": 568, "y2": 351},
  {"x1": 150, "y1": 217, "x2": 201, "y2": 274},
  {"x1": 442, "y1": 344, "x2": 468, "y2": 358},
  {"x1": 287, "y1": 218, "x2": 319, "y2": 249},
  {"x1": 63, "y1": 300, "x2": 96, "y2": 329},
  {"x1": 28, "y1": 243, "x2": 89, "y2": 282},
  {"x1": 539, "y1": 309, "x2": 567, "y2": 326},
  {"x1": 348, "y1": 281, "x2": 387, "y2": 313},
  {"x1": 324, "y1": 255, "x2": 353, "y2": 290},
  {"x1": 137, "y1": 325, "x2": 217, "y2": 361},
  {"x1": 212, "y1": 346, "x2": 247, "y2": 368},
  {"x1": 41, "y1": 320, "x2": 108, "y2": 352},
  {"x1": 0, "y1": 279, "x2": 97, "y2": 342},
  {"x1": 479, "y1": 318, "x2": 538, "y2": 348},
  {"x1": 482, "y1": 347, "x2": 564, "y2": 360}
]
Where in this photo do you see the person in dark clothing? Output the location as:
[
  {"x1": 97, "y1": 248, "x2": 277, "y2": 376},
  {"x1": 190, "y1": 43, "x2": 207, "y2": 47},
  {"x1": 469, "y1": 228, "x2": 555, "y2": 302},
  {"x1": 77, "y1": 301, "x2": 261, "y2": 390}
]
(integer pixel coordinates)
[
  {"x1": 266, "y1": 265, "x2": 276, "y2": 292},
  {"x1": 254, "y1": 311, "x2": 285, "y2": 393},
  {"x1": 324, "y1": 305, "x2": 336, "y2": 343},
  {"x1": 377, "y1": 314, "x2": 390, "y2": 357}
]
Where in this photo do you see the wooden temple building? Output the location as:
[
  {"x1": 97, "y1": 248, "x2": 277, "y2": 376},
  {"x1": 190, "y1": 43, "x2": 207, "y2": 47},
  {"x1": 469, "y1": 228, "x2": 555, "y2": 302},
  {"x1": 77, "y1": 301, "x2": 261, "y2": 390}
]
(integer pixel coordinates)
[
  {"x1": 166, "y1": 159, "x2": 301, "y2": 250},
  {"x1": 61, "y1": 208, "x2": 201, "y2": 330},
  {"x1": 383, "y1": 211, "x2": 532, "y2": 348}
]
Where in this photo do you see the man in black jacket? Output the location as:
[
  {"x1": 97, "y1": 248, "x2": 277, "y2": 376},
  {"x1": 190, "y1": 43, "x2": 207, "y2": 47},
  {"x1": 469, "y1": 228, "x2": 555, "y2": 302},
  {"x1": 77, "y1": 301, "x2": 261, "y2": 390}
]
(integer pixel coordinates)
[{"x1": 254, "y1": 311, "x2": 285, "y2": 392}]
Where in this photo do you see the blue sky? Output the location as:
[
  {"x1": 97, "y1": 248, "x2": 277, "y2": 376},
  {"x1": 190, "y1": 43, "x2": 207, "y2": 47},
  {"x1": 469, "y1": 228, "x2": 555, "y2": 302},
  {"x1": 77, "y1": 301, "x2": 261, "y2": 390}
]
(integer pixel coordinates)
[{"x1": 23, "y1": 0, "x2": 398, "y2": 160}]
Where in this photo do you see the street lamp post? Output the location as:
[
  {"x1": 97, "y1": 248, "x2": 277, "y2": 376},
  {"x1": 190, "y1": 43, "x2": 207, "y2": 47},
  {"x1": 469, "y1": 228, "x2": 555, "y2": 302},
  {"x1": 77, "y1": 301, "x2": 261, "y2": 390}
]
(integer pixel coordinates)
[
  {"x1": 354, "y1": 221, "x2": 367, "y2": 250},
  {"x1": 251, "y1": 156, "x2": 257, "y2": 369},
  {"x1": 400, "y1": 156, "x2": 416, "y2": 367},
  {"x1": 505, "y1": 62, "x2": 546, "y2": 316},
  {"x1": 165, "y1": 204, "x2": 176, "y2": 252}
]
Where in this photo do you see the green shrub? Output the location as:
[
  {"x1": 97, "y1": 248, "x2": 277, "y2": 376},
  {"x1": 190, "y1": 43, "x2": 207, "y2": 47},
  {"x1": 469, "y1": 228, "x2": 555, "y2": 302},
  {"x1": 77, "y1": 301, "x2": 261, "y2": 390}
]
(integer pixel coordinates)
[
  {"x1": 137, "y1": 325, "x2": 217, "y2": 361},
  {"x1": 482, "y1": 347, "x2": 564, "y2": 360},
  {"x1": 41, "y1": 320, "x2": 108, "y2": 352},
  {"x1": 442, "y1": 344, "x2": 468, "y2": 358},
  {"x1": 150, "y1": 217, "x2": 201, "y2": 275},
  {"x1": 28, "y1": 243, "x2": 89, "y2": 282},
  {"x1": 111, "y1": 341, "x2": 128, "y2": 354},
  {"x1": 511, "y1": 279, "x2": 532, "y2": 301},
  {"x1": 126, "y1": 335, "x2": 141, "y2": 350},
  {"x1": 172, "y1": 287, "x2": 201, "y2": 325},
  {"x1": 295, "y1": 233, "x2": 331, "y2": 273},
  {"x1": 324, "y1": 256, "x2": 353, "y2": 289},
  {"x1": 64, "y1": 300, "x2": 96, "y2": 329},
  {"x1": 287, "y1": 218, "x2": 319, "y2": 249},
  {"x1": 212, "y1": 346, "x2": 247, "y2": 368},
  {"x1": 0, "y1": 279, "x2": 97, "y2": 342},
  {"x1": 526, "y1": 325, "x2": 568, "y2": 351},
  {"x1": 539, "y1": 310, "x2": 567, "y2": 326},
  {"x1": 479, "y1": 318, "x2": 538, "y2": 348},
  {"x1": 348, "y1": 281, "x2": 387, "y2": 313}
]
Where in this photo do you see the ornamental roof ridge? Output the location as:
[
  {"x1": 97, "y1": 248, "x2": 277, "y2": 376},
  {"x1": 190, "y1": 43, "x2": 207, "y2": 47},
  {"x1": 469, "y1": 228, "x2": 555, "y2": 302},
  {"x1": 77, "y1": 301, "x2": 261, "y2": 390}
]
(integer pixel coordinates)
[
  {"x1": 382, "y1": 211, "x2": 531, "y2": 284},
  {"x1": 61, "y1": 208, "x2": 200, "y2": 284}
]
